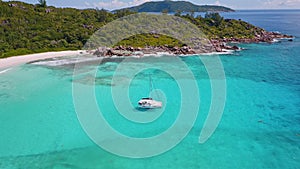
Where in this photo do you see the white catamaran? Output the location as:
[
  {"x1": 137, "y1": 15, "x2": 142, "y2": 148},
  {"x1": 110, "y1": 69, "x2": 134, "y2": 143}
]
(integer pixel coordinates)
[{"x1": 138, "y1": 76, "x2": 162, "y2": 109}]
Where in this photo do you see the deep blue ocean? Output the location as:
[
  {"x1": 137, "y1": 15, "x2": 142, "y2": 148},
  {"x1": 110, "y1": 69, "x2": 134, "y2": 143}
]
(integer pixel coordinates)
[{"x1": 0, "y1": 10, "x2": 299, "y2": 168}]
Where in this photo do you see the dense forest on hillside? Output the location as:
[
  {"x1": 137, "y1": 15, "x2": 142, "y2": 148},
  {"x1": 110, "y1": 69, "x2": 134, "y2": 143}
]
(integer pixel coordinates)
[
  {"x1": 0, "y1": 1, "x2": 263, "y2": 58},
  {"x1": 0, "y1": 1, "x2": 134, "y2": 57}
]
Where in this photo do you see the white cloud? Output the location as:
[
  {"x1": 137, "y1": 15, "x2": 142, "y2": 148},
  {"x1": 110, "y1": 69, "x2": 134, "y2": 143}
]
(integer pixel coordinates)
[
  {"x1": 84, "y1": 1, "x2": 91, "y2": 6},
  {"x1": 93, "y1": 0, "x2": 128, "y2": 10},
  {"x1": 214, "y1": 0, "x2": 221, "y2": 6},
  {"x1": 211, "y1": 0, "x2": 236, "y2": 9},
  {"x1": 129, "y1": 0, "x2": 151, "y2": 6},
  {"x1": 264, "y1": 0, "x2": 300, "y2": 8},
  {"x1": 88, "y1": 0, "x2": 151, "y2": 10},
  {"x1": 283, "y1": 0, "x2": 300, "y2": 6},
  {"x1": 210, "y1": 0, "x2": 236, "y2": 9}
]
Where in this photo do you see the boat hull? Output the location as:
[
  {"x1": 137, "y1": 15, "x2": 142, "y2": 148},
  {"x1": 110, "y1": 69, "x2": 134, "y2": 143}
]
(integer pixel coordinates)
[{"x1": 138, "y1": 98, "x2": 162, "y2": 109}]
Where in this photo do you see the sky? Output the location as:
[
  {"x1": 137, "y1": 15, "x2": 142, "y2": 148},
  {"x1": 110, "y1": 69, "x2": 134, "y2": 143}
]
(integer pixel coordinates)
[{"x1": 4, "y1": 0, "x2": 300, "y2": 10}]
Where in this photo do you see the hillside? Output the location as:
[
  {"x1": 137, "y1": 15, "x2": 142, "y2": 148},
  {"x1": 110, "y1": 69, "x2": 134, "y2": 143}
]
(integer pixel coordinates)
[
  {"x1": 0, "y1": 1, "x2": 270, "y2": 58},
  {"x1": 114, "y1": 0, "x2": 234, "y2": 13},
  {"x1": 0, "y1": 1, "x2": 134, "y2": 57}
]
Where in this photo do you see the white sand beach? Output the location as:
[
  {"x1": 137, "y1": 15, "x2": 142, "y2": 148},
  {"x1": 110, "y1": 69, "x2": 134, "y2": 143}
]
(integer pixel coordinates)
[{"x1": 0, "y1": 50, "x2": 84, "y2": 70}]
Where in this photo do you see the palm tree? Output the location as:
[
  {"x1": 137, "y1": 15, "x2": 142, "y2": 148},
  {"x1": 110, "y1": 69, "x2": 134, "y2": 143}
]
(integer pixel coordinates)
[{"x1": 38, "y1": 0, "x2": 47, "y2": 7}]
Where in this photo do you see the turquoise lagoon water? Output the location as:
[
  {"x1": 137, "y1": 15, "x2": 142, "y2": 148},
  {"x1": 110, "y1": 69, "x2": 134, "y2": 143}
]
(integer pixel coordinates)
[{"x1": 0, "y1": 11, "x2": 300, "y2": 168}]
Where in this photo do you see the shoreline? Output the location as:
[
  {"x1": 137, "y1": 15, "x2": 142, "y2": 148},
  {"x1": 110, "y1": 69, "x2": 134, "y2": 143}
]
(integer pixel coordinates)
[
  {"x1": 0, "y1": 48, "x2": 233, "y2": 70},
  {"x1": 0, "y1": 32, "x2": 294, "y2": 70},
  {"x1": 0, "y1": 50, "x2": 85, "y2": 70}
]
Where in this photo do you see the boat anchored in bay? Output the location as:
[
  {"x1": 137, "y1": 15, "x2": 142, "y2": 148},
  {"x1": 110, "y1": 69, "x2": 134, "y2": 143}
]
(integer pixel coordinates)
[{"x1": 138, "y1": 75, "x2": 162, "y2": 109}]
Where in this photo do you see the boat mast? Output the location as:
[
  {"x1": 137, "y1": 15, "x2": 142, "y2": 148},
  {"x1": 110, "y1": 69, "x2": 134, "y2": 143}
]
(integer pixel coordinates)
[
  {"x1": 149, "y1": 75, "x2": 153, "y2": 97},
  {"x1": 149, "y1": 74, "x2": 161, "y2": 100}
]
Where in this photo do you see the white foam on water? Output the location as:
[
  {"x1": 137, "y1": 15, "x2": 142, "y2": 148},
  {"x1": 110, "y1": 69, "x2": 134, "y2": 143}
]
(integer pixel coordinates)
[
  {"x1": 31, "y1": 56, "x2": 101, "y2": 66},
  {"x1": 30, "y1": 50, "x2": 236, "y2": 67},
  {"x1": 0, "y1": 68, "x2": 12, "y2": 74},
  {"x1": 199, "y1": 49, "x2": 235, "y2": 56}
]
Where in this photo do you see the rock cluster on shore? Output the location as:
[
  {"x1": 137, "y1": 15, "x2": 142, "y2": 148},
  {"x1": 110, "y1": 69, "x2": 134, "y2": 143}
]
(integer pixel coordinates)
[
  {"x1": 216, "y1": 31, "x2": 293, "y2": 43},
  {"x1": 92, "y1": 31, "x2": 293, "y2": 57},
  {"x1": 210, "y1": 31, "x2": 293, "y2": 52},
  {"x1": 93, "y1": 45, "x2": 200, "y2": 57}
]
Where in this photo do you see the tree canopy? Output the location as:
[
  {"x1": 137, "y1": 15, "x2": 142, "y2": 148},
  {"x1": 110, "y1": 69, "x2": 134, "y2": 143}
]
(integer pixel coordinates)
[
  {"x1": 37, "y1": 0, "x2": 47, "y2": 7},
  {"x1": 0, "y1": 1, "x2": 263, "y2": 58}
]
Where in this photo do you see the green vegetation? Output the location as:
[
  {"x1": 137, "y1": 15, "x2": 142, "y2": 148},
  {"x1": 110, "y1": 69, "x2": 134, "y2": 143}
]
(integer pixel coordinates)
[
  {"x1": 114, "y1": 0, "x2": 234, "y2": 13},
  {"x1": 37, "y1": 0, "x2": 47, "y2": 8},
  {"x1": 205, "y1": 12, "x2": 224, "y2": 27},
  {"x1": 179, "y1": 12, "x2": 264, "y2": 39},
  {"x1": 119, "y1": 13, "x2": 264, "y2": 47},
  {"x1": 115, "y1": 34, "x2": 183, "y2": 48},
  {"x1": 0, "y1": 1, "x2": 263, "y2": 58},
  {"x1": 0, "y1": 1, "x2": 134, "y2": 58}
]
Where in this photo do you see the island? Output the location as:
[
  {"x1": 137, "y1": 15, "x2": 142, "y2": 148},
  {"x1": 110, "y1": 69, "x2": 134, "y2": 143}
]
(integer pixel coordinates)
[{"x1": 113, "y1": 0, "x2": 235, "y2": 13}]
